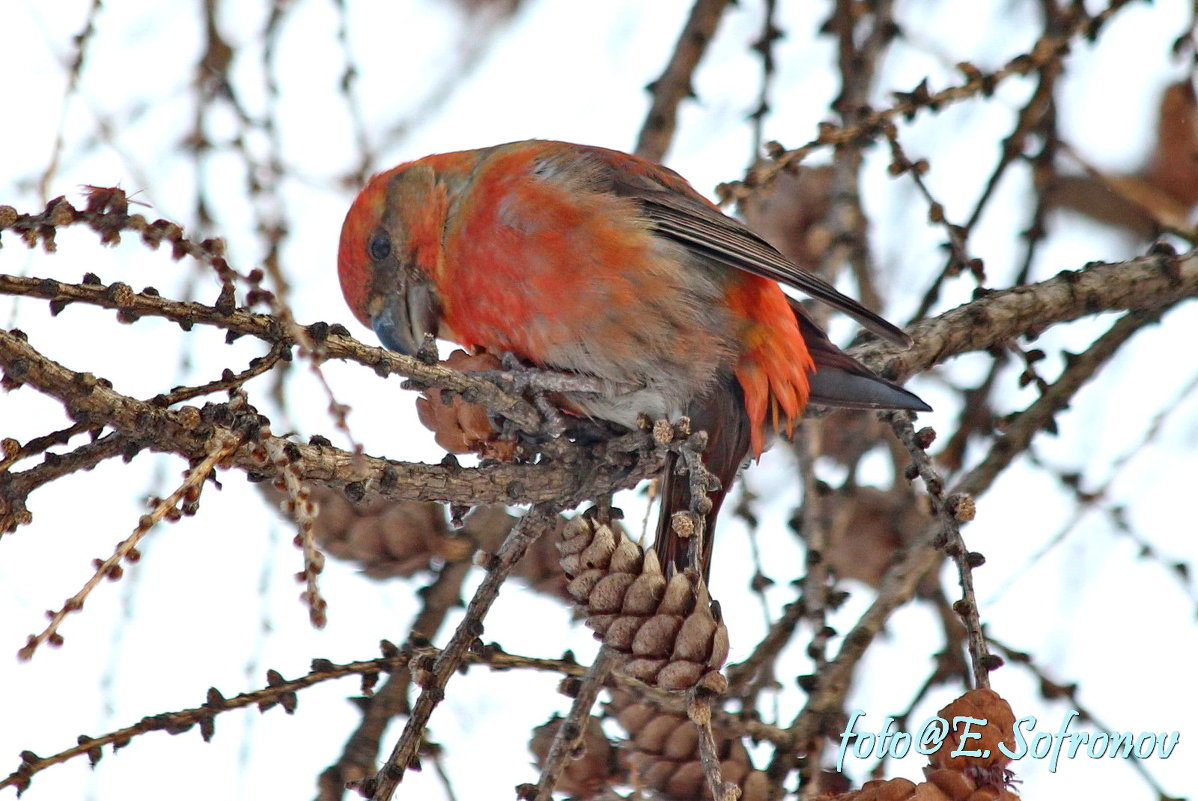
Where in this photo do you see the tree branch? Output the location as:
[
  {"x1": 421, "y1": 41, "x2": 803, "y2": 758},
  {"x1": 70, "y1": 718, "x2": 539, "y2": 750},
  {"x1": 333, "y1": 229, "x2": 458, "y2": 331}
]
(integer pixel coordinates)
[
  {"x1": 849, "y1": 248, "x2": 1198, "y2": 383},
  {"x1": 366, "y1": 505, "x2": 560, "y2": 801},
  {"x1": 0, "y1": 329, "x2": 664, "y2": 530},
  {"x1": 634, "y1": 0, "x2": 732, "y2": 162}
]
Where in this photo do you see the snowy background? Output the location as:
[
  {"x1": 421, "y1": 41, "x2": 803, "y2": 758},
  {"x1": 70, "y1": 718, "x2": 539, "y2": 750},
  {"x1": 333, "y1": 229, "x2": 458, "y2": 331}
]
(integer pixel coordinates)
[{"x1": 1, "y1": 1, "x2": 1195, "y2": 799}]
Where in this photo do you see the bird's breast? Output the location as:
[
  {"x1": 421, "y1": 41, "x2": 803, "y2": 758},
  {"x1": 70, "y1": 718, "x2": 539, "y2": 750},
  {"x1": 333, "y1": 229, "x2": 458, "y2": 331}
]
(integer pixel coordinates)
[{"x1": 438, "y1": 163, "x2": 740, "y2": 424}]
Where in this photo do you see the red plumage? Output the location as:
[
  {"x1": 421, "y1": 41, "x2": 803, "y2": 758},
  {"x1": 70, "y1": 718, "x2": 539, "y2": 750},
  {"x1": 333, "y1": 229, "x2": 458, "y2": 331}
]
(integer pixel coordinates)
[{"x1": 338, "y1": 140, "x2": 928, "y2": 580}]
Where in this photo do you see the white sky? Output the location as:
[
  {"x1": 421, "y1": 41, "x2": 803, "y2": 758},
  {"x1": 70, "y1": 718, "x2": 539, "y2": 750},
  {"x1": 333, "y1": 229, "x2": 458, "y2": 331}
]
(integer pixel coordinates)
[{"x1": 1, "y1": 1, "x2": 1195, "y2": 799}]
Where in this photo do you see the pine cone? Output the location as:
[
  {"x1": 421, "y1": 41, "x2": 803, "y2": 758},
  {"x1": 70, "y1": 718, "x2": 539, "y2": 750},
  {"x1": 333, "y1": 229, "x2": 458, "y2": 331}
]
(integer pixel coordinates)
[
  {"x1": 261, "y1": 484, "x2": 570, "y2": 599},
  {"x1": 529, "y1": 714, "x2": 620, "y2": 800},
  {"x1": 609, "y1": 691, "x2": 770, "y2": 801},
  {"x1": 414, "y1": 348, "x2": 520, "y2": 460},
  {"x1": 922, "y1": 767, "x2": 1020, "y2": 801},
  {"x1": 260, "y1": 482, "x2": 470, "y2": 578},
  {"x1": 929, "y1": 689, "x2": 1016, "y2": 772},
  {"x1": 558, "y1": 514, "x2": 728, "y2": 693},
  {"x1": 823, "y1": 774, "x2": 1024, "y2": 801},
  {"x1": 822, "y1": 777, "x2": 929, "y2": 800},
  {"x1": 823, "y1": 689, "x2": 1020, "y2": 801}
]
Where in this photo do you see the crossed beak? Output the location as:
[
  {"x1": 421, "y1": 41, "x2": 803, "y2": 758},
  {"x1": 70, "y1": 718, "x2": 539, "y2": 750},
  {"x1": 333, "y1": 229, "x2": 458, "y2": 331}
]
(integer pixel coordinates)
[{"x1": 369, "y1": 280, "x2": 440, "y2": 358}]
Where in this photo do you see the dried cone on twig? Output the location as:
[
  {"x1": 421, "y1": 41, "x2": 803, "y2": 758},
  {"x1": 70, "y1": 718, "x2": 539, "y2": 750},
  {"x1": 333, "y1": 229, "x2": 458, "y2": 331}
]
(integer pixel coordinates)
[
  {"x1": 260, "y1": 484, "x2": 570, "y2": 598},
  {"x1": 824, "y1": 689, "x2": 1019, "y2": 801},
  {"x1": 928, "y1": 688, "x2": 1016, "y2": 774},
  {"x1": 610, "y1": 690, "x2": 770, "y2": 801},
  {"x1": 259, "y1": 483, "x2": 471, "y2": 578},
  {"x1": 415, "y1": 348, "x2": 519, "y2": 460},
  {"x1": 826, "y1": 485, "x2": 930, "y2": 588},
  {"x1": 558, "y1": 514, "x2": 729, "y2": 693},
  {"x1": 529, "y1": 714, "x2": 620, "y2": 800}
]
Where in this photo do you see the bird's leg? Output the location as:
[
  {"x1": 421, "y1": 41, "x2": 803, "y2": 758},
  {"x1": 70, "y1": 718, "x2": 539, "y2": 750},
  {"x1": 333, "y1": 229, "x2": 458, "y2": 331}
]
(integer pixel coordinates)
[
  {"x1": 476, "y1": 354, "x2": 640, "y2": 396},
  {"x1": 672, "y1": 427, "x2": 722, "y2": 575},
  {"x1": 530, "y1": 392, "x2": 569, "y2": 440},
  {"x1": 474, "y1": 351, "x2": 642, "y2": 443}
]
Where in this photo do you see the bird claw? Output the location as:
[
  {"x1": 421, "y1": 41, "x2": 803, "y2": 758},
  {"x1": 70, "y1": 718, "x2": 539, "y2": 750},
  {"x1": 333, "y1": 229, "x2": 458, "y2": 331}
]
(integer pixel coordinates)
[
  {"x1": 473, "y1": 365, "x2": 637, "y2": 397},
  {"x1": 471, "y1": 352, "x2": 642, "y2": 443},
  {"x1": 531, "y1": 393, "x2": 568, "y2": 439},
  {"x1": 415, "y1": 332, "x2": 440, "y2": 365}
]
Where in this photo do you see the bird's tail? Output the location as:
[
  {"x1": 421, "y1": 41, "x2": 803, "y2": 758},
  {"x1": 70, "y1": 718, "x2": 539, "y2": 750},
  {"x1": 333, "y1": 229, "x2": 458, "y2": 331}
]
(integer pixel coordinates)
[
  {"x1": 652, "y1": 307, "x2": 928, "y2": 582},
  {"x1": 793, "y1": 305, "x2": 931, "y2": 413},
  {"x1": 653, "y1": 377, "x2": 752, "y2": 583}
]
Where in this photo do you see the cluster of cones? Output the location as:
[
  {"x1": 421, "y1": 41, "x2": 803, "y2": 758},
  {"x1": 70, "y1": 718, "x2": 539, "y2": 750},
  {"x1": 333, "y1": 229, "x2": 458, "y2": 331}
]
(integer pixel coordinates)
[
  {"x1": 529, "y1": 686, "x2": 1019, "y2": 801},
  {"x1": 280, "y1": 484, "x2": 1018, "y2": 800}
]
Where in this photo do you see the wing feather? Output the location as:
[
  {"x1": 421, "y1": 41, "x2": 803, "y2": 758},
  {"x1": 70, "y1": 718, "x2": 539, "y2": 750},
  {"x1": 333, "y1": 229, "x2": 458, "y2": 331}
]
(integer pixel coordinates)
[
  {"x1": 574, "y1": 146, "x2": 910, "y2": 346},
  {"x1": 639, "y1": 192, "x2": 910, "y2": 346},
  {"x1": 540, "y1": 143, "x2": 912, "y2": 346}
]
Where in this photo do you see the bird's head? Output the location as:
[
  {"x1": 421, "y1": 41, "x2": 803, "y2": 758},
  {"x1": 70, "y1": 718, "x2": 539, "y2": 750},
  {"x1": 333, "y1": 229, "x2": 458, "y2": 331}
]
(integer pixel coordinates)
[{"x1": 338, "y1": 160, "x2": 451, "y2": 356}]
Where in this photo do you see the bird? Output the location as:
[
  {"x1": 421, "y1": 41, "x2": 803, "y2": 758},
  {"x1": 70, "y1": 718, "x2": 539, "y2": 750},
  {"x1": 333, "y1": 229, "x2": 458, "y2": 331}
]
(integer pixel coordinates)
[{"x1": 337, "y1": 139, "x2": 929, "y2": 581}]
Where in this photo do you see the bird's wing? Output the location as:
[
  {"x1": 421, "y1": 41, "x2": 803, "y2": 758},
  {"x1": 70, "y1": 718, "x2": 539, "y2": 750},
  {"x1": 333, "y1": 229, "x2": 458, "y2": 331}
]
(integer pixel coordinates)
[
  {"x1": 789, "y1": 299, "x2": 930, "y2": 411},
  {"x1": 576, "y1": 144, "x2": 911, "y2": 347},
  {"x1": 640, "y1": 190, "x2": 909, "y2": 346}
]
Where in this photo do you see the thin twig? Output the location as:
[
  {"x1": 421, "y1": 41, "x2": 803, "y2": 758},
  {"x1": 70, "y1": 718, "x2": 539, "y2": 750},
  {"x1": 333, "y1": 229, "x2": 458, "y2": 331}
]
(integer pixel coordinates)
[
  {"x1": 821, "y1": 0, "x2": 898, "y2": 316},
  {"x1": 993, "y1": 379, "x2": 1198, "y2": 609},
  {"x1": 953, "y1": 306, "x2": 1176, "y2": 498},
  {"x1": 766, "y1": 518, "x2": 944, "y2": 786},
  {"x1": 883, "y1": 128, "x2": 980, "y2": 301},
  {"x1": 747, "y1": 0, "x2": 780, "y2": 161},
  {"x1": 17, "y1": 429, "x2": 242, "y2": 661},
  {"x1": 719, "y1": 2, "x2": 1138, "y2": 205},
  {"x1": 532, "y1": 646, "x2": 618, "y2": 801},
  {"x1": 0, "y1": 420, "x2": 93, "y2": 471},
  {"x1": 913, "y1": 0, "x2": 1065, "y2": 319},
  {"x1": 886, "y1": 414, "x2": 992, "y2": 689},
  {"x1": 634, "y1": 0, "x2": 733, "y2": 162},
  {"x1": 318, "y1": 558, "x2": 473, "y2": 800},
  {"x1": 3, "y1": 640, "x2": 619, "y2": 795},
  {"x1": 330, "y1": 0, "x2": 376, "y2": 187},
  {"x1": 265, "y1": 435, "x2": 328, "y2": 628},
  {"x1": 38, "y1": 0, "x2": 102, "y2": 201},
  {"x1": 792, "y1": 423, "x2": 836, "y2": 798},
  {"x1": 366, "y1": 505, "x2": 559, "y2": 800},
  {"x1": 688, "y1": 691, "x2": 739, "y2": 801}
]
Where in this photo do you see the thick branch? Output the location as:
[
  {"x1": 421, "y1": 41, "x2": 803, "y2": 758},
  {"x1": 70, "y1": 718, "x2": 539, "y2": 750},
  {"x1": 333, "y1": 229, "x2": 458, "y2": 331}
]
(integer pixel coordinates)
[
  {"x1": 0, "y1": 274, "x2": 542, "y2": 431},
  {"x1": 849, "y1": 249, "x2": 1198, "y2": 382},
  {"x1": 0, "y1": 330, "x2": 663, "y2": 516},
  {"x1": 5, "y1": 250, "x2": 1195, "y2": 527}
]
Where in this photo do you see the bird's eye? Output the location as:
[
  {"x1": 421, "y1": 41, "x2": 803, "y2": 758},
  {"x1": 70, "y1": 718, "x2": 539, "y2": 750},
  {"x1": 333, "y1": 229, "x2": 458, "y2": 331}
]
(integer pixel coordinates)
[{"x1": 368, "y1": 232, "x2": 392, "y2": 261}]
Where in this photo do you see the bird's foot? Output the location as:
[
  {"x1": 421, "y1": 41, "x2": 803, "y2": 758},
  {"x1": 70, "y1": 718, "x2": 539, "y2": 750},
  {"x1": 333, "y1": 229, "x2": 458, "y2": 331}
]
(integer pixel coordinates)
[{"x1": 474, "y1": 352, "x2": 640, "y2": 443}]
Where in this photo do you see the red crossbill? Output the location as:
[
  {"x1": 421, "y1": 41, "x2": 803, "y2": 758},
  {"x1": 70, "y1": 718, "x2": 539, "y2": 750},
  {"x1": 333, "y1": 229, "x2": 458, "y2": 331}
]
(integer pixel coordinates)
[{"x1": 338, "y1": 140, "x2": 927, "y2": 579}]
